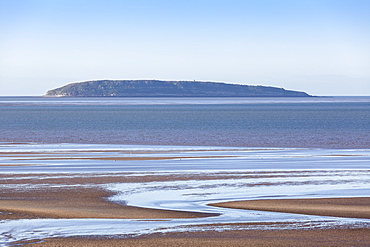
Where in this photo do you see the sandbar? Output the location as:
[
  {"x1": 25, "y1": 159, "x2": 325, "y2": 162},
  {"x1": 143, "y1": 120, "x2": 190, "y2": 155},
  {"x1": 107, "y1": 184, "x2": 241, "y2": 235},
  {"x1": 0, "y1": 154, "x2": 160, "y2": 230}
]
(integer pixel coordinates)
[
  {"x1": 0, "y1": 187, "x2": 217, "y2": 220},
  {"x1": 3, "y1": 185, "x2": 370, "y2": 246},
  {"x1": 211, "y1": 197, "x2": 370, "y2": 219},
  {"x1": 2, "y1": 147, "x2": 370, "y2": 246}
]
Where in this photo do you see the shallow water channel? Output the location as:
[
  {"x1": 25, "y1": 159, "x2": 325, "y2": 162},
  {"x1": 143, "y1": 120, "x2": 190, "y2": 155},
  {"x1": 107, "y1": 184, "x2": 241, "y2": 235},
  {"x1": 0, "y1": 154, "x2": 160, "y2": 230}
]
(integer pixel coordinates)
[{"x1": 0, "y1": 143, "x2": 370, "y2": 245}]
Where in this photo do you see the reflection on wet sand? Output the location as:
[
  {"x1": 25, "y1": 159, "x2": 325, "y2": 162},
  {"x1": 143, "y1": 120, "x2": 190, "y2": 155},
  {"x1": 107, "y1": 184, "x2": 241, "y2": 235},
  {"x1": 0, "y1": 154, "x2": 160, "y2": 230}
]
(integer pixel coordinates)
[
  {"x1": 1, "y1": 143, "x2": 370, "y2": 246},
  {"x1": 211, "y1": 197, "x2": 370, "y2": 219}
]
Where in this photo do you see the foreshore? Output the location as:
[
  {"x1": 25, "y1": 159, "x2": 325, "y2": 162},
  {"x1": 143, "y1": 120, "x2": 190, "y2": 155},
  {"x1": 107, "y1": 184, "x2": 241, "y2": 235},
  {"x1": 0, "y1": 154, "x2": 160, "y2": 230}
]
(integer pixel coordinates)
[
  {"x1": 2, "y1": 184, "x2": 369, "y2": 220},
  {"x1": 1, "y1": 181, "x2": 369, "y2": 220},
  {"x1": 211, "y1": 197, "x2": 370, "y2": 219},
  {"x1": 20, "y1": 228, "x2": 370, "y2": 247},
  {"x1": 1, "y1": 143, "x2": 369, "y2": 246},
  {"x1": 0, "y1": 186, "x2": 217, "y2": 220},
  {"x1": 1, "y1": 176, "x2": 370, "y2": 246}
]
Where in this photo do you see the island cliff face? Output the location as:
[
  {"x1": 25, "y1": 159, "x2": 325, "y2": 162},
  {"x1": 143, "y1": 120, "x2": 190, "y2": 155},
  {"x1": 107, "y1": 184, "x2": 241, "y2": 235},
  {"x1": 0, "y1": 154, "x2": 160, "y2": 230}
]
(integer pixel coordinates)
[{"x1": 45, "y1": 80, "x2": 311, "y2": 97}]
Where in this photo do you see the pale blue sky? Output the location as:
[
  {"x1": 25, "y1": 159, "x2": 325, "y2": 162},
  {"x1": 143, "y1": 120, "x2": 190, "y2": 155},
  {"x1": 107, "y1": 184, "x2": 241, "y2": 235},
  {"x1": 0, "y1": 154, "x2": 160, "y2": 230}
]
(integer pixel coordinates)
[{"x1": 1, "y1": 0, "x2": 369, "y2": 96}]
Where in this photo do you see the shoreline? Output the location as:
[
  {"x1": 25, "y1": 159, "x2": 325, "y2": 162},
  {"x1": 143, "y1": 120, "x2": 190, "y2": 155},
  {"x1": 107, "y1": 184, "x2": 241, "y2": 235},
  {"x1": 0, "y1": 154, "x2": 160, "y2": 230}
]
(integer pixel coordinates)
[
  {"x1": 0, "y1": 186, "x2": 218, "y2": 220},
  {"x1": 2, "y1": 185, "x2": 369, "y2": 220},
  {"x1": 1, "y1": 182, "x2": 369, "y2": 220},
  {"x1": 211, "y1": 197, "x2": 370, "y2": 220},
  {"x1": 3, "y1": 190, "x2": 370, "y2": 246},
  {"x1": 1, "y1": 143, "x2": 369, "y2": 246}
]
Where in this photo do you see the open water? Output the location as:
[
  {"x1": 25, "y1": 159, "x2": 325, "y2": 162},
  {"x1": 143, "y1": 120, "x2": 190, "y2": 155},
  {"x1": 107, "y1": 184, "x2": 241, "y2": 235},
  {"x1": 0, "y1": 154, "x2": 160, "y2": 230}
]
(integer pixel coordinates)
[
  {"x1": 0, "y1": 97, "x2": 370, "y2": 245},
  {"x1": 0, "y1": 97, "x2": 369, "y2": 148}
]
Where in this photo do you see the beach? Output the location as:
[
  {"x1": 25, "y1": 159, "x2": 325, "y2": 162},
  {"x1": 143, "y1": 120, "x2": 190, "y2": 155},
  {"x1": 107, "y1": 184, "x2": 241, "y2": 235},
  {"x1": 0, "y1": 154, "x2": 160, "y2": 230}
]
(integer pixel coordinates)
[
  {"x1": 1, "y1": 143, "x2": 370, "y2": 246},
  {"x1": 212, "y1": 198, "x2": 370, "y2": 219},
  {"x1": 2, "y1": 176, "x2": 370, "y2": 247},
  {"x1": 2, "y1": 174, "x2": 368, "y2": 220},
  {"x1": 2, "y1": 177, "x2": 370, "y2": 246},
  {"x1": 22, "y1": 228, "x2": 370, "y2": 247}
]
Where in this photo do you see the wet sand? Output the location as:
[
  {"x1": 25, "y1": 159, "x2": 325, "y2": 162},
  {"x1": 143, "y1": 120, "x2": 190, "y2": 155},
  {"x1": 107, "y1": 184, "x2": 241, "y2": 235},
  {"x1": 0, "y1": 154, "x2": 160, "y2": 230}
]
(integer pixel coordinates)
[
  {"x1": 2, "y1": 183, "x2": 369, "y2": 220},
  {"x1": 0, "y1": 187, "x2": 217, "y2": 220},
  {"x1": 211, "y1": 197, "x2": 370, "y2": 219},
  {"x1": 1, "y1": 146, "x2": 370, "y2": 246},
  {"x1": 2, "y1": 180, "x2": 370, "y2": 246},
  {"x1": 21, "y1": 228, "x2": 370, "y2": 246},
  {"x1": 0, "y1": 175, "x2": 370, "y2": 247}
]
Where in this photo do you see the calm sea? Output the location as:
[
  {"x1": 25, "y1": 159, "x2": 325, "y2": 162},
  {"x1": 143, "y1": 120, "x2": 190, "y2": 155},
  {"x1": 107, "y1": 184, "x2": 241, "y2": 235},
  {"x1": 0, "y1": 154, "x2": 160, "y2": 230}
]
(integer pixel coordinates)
[{"x1": 0, "y1": 97, "x2": 369, "y2": 148}]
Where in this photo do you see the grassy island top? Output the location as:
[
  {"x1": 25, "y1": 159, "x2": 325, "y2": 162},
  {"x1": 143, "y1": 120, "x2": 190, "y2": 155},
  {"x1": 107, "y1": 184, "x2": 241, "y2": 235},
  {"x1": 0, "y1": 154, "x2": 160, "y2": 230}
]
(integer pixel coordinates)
[{"x1": 45, "y1": 80, "x2": 311, "y2": 97}]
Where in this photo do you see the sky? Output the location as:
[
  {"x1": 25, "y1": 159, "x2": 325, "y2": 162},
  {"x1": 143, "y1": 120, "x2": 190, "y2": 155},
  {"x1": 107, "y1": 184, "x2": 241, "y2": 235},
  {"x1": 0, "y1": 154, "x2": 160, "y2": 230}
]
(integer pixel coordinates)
[{"x1": 1, "y1": 0, "x2": 369, "y2": 96}]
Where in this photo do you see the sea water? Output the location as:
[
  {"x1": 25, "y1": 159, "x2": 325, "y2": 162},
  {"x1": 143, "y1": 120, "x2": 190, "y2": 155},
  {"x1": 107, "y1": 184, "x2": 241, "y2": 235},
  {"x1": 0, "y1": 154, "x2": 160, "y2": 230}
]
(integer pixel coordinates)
[
  {"x1": 0, "y1": 97, "x2": 369, "y2": 148},
  {"x1": 0, "y1": 97, "x2": 370, "y2": 245}
]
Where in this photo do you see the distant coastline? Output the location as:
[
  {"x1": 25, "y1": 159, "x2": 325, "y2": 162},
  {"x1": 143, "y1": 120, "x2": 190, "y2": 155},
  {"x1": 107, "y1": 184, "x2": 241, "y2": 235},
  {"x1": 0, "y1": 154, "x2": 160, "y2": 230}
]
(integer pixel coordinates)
[{"x1": 45, "y1": 80, "x2": 312, "y2": 97}]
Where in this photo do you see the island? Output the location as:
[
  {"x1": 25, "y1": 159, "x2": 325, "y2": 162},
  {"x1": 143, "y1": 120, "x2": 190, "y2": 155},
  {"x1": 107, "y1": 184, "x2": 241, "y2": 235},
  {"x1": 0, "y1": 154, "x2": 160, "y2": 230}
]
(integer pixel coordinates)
[{"x1": 45, "y1": 80, "x2": 311, "y2": 97}]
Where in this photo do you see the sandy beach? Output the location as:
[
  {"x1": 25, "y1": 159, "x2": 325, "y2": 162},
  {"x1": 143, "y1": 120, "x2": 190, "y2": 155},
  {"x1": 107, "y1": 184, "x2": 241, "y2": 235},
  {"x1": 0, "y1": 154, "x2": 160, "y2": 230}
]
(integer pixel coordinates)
[
  {"x1": 211, "y1": 197, "x2": 370, "y2": 219},
  {"x1": 1, "y1": 144, "x2": 370, "y2": 246},
  {"x1": 21, "y1": 228, "x2": 370, "y2": 247},
  {"x1": 2, "y1": 184, "x2": 369, "y2": 246},
  {"x1": 1, "y1": 181, "x2": 369, "y2": 220},
  {"x1": 0, "y1": 187, "x2": 217, "y2": 220},
  {"x1": 1, "y1": 176, "x2": 370, "y2": 246}
]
